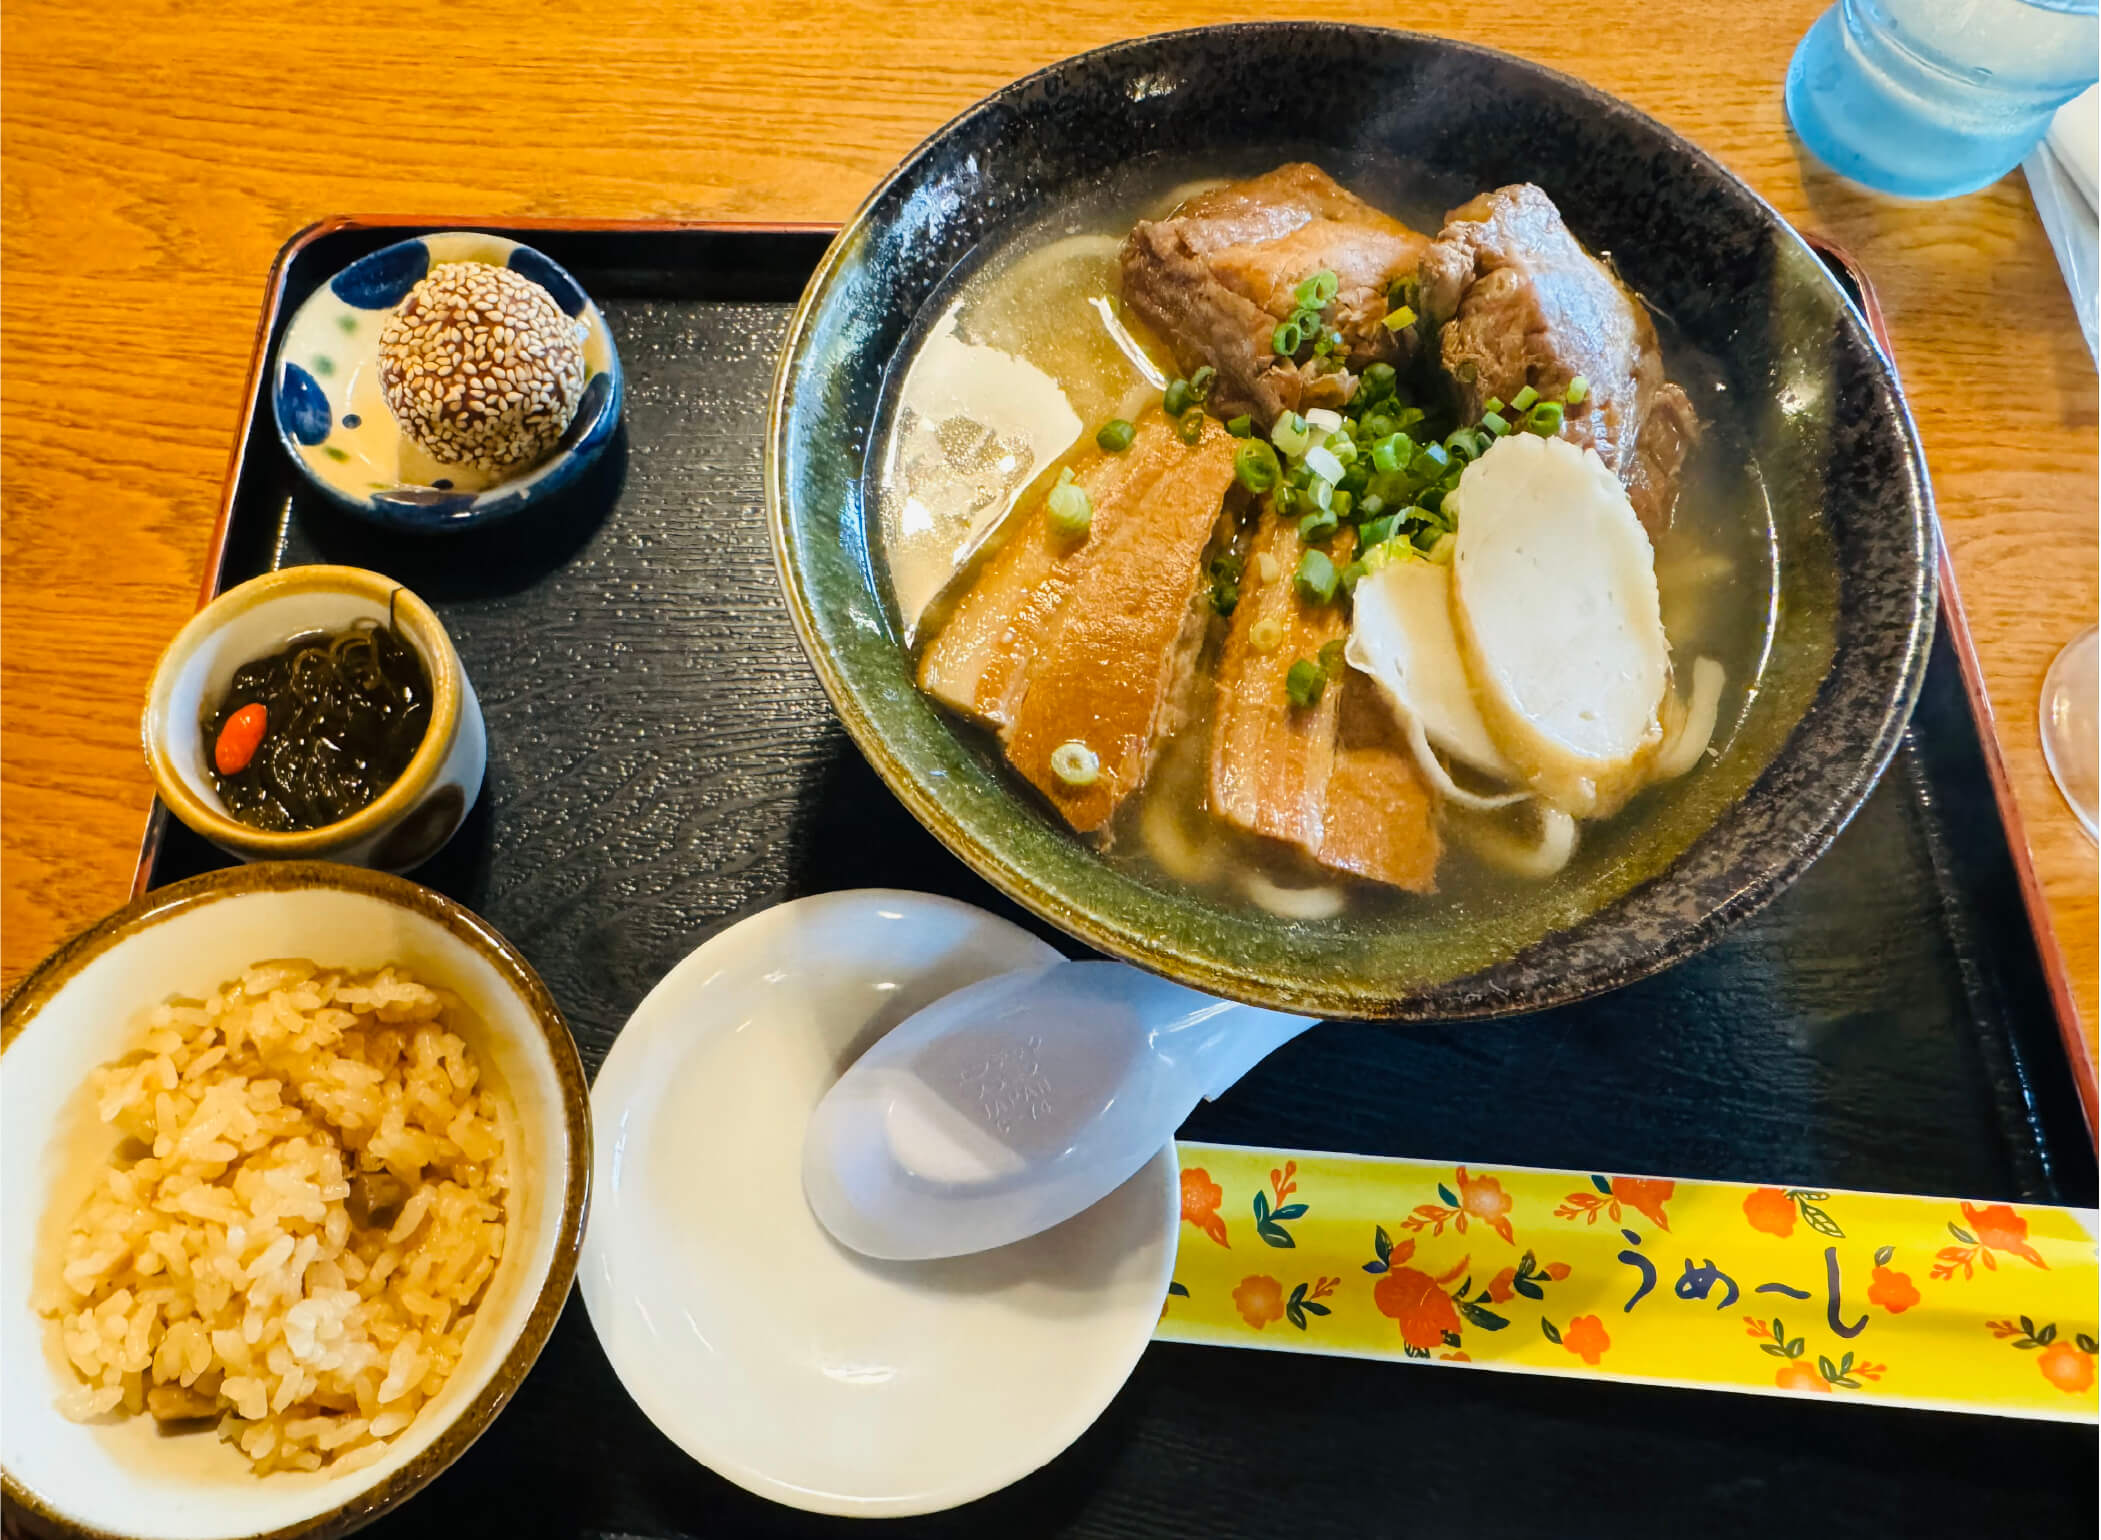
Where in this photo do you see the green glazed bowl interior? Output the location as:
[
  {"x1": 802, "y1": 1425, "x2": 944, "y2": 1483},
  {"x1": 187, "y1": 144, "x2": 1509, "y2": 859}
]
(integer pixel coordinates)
[{"x1": 767, "y1": 23, "x2": 1933, "y2": 1020}]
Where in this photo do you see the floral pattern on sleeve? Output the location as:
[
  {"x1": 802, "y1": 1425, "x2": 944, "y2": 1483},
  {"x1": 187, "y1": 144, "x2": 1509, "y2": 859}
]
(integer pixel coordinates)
[{"x1": 1165, "y1": 1145, "x2": 2095, "y2": 1419}]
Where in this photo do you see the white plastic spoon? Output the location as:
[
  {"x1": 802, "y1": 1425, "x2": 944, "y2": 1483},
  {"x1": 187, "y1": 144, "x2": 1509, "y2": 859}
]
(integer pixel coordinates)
[{"x1": 803, "y1": 959, "x2": 1316, "y2": 1260}]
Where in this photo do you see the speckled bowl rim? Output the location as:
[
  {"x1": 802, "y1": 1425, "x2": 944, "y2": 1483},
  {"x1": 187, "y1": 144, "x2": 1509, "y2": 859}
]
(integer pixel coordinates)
[
  {"x1": 0, "y1": 862, "x2": 592, "y2": 1540},
  {"x1": 766, "y1": 22, "x2": 1936, "y2": 1021},
  {"x1": 268, "y1": 233, "x2": 624, "y2": 535},
  {"x1": 141, "y1": 566, "x2": 462, "y2": 859}
]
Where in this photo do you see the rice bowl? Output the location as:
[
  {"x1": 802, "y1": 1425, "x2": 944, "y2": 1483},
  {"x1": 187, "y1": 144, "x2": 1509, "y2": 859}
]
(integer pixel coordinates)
[
  {"x1": 43, "y1": 961, "x2": 512, "y2": 1476},
  {"x1": 2, "y1": 865, "x2": 588, "y2": 1540}
]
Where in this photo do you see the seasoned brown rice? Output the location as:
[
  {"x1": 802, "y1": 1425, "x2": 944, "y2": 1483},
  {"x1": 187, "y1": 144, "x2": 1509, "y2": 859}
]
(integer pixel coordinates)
[{"x1": 37, "y1": 960, "x2": 509, "y2": 1474}]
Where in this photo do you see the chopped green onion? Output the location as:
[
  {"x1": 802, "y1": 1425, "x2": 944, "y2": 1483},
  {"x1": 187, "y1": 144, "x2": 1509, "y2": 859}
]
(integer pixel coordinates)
[
  {"x1": 1047, "y1": 478, "x2": 1092, "y2": 539},
  {"x1": 1416, "y1": 441, "x2": 1450, "y2": 476},
  {"x1": 1304, "y1": 408, "x2": 1345, "y2": 435},
  {"x1": 1412, "y1": 521, "x2": 1445, "y2": 552},
  {"x1": 1339, "y1": 559, "x2": 1369, "y2": 595},
  {"x1": 1318, "y1": 638, "x2": 1347, "y2": 677},
  {"x1": 1483, "y1": 396, "x2": 1506, "y2": 416},
  {"x1": 1480, "y1": 411, "x2": 1511, "y2": 437},
  {"x1": 1307, "y1": 477, "x2": 1334, "y2": 512},
  {"x1": 1359, "y1": 513, "x2": 1401, "y2": 550},
  {"x1": 1311, "y1": 335, "x2": 1333, "y2": 358},
  {"x1": 1387, "y1": 274, "x2": 1419, "y2": 310},
  {"x1": 1304, "y1": 444, "x2": 1346, "y2": 484},
  {"x1": 1209, "y1": 552, "x2": 1242, "y2": 616},
  {"x1": 1234, "y1": 439, "x2": 1281, "y2": 493},
  {"x1": 1529, "y1": 400, "x2": 1565, "y2": 435},
  {"x1": 1272, "y1": 320, "x2": 1304, "y2": 356},
  {"x1": 1416, "y1": 487, "x2": 1446, "y2": 514},
  {"x1": 1324, "y1": 430, "x2": 1358, "y2": 465},
  {"x1": 1359, "y1": 362, "x2": 1398, "y2": 402},
  {"x1": 1329, "y1": 488, "x2": 1353, "y2": 520},
  {"x1": 1395, "y1": 406, "x2": 1427, "y2": 430},
  {"x1": 1256, "y1": 551, "x2": 1280, "y2": 583},
  {"x1": 1176, "y1": 409, "x2": 1206, "y2": 446},
  {"x1": 1383, "y1": 304, "x2": 1418, "y2": 332},
  {"x1": 1164, "y1": 378, "x2": 1193, "y2": 418},
  {"x1": 1272, "y1": 412, "x2": 1312, "y2": 457},
  {"x1": 1249, "y1": 615, "x2": 1284, "y2": 653},
  {"x1": 1299, "y1": 508, "x2": 1340, "y2": 545},
  {"x1": 1360, "y1": 539, "x2": 1404, "y2": 576},
  {"x1": 1189, "y1": 365, "x2": 1216, "y2": 402},
  {"x1": 1226, "y1": 414, "x2": 1253, "y2": 438},
  {"x1": 1511, "y1": 384, "x2": 1541, "y2": 411},
  {"x1": 1294, "y1": 548, "x2": 1339, "y2": 604},
  {"x1": 1426, "y1": 532, "x2": 1457, "y2": 566},
  {"x1": 1565, "y1": 374, "x2": 1590, "y2": 405},
  {"x1": 1285, "y1": 658, "x2": 1327, "y2": 709},
  {"x1": 1368, "y1": 471, "x2": 1411, "y2": 507},
  {"x1": 1295, "y1": 269, "x2": 1340, "y2": 308},
  {"x1": 1096, "y1": 418, "x2": 1135, "y2": 453},
  {"x1": 1050, "y1": 741, "x2": 1099, "y2": 787},
  {"x1": 1361, "y1": 466, "x2": 1411, "y2": 502},
  {"x1": 1370, "y1": 433, "x2": 1409, "y2": 474},
  {"x1": 1444, "y1": 429, "x2": 1482, "y2": 464},
  {"x1": 1358, "y1": 492, "x2": 1388, "y2": 518}
]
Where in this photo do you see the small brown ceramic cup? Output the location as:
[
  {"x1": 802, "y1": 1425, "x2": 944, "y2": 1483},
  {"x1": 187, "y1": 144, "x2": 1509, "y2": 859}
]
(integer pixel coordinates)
[{"x1": 143, "y1": 566, "x2": 485, "y2": 871}]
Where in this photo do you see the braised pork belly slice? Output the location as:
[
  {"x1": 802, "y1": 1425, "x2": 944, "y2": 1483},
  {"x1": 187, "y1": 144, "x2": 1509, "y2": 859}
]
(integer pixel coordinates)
[
  {"x1": 1121, "y1": 164, "x2": 1429, "y2": 428},
  {"x1": 918, "y1": 413, "x2": 1240, "y2": 836},
  {"x1": 1418, "y1": 182, "x2": 1698, "y2": 534},
  {"x1": 1207, "y1": 508, "x2": 1440, "y2": 892},
  {"x1": 1318, "y1": 667, "x2": 1443, "y2": 892}
]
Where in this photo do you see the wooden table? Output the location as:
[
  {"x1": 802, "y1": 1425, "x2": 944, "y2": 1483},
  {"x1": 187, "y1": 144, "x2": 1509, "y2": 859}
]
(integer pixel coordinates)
[{"x1": 4, "y1": 1, "x2": 2093, "y2": 1071}]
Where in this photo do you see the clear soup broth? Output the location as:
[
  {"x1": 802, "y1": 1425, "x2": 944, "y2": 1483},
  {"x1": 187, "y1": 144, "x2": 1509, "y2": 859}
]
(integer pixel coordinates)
[{"x1": 870, "y1": 156, "x2": 1790, "y2": 938}]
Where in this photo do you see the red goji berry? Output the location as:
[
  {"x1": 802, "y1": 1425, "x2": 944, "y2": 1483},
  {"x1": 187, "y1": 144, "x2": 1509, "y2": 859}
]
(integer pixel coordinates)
[{"x1": 214, "y1": 703, "x2": 268, "y2": 775}]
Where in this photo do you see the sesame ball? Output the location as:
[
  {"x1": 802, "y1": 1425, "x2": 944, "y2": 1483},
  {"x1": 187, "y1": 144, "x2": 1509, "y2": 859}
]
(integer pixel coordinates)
[{"x1": 377, "y1": 263, "x2": 588, "y2": 473}]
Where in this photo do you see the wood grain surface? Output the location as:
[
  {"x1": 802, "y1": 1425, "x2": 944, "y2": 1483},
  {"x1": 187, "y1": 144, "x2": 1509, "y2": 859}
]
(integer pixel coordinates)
[{"x1": 4, "y1": 1, "x2": 2094, "y2": 1070}]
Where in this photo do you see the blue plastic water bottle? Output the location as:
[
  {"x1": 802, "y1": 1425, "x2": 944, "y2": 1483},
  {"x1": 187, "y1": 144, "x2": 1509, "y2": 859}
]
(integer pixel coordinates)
[{"x1": 1787, "y1": 0, "x2": 2098, "y2": 199}]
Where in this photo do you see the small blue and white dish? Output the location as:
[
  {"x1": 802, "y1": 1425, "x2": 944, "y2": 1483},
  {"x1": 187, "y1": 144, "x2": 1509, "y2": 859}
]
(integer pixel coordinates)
[{"x1": 272, "y1": 232, "x2": 623, "y2": 533}]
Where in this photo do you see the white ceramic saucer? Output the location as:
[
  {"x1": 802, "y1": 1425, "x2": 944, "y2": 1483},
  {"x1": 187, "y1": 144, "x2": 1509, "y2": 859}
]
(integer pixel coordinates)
[{"x1": 580, "y1": 890, "x2": 1177, "y2": 1517}]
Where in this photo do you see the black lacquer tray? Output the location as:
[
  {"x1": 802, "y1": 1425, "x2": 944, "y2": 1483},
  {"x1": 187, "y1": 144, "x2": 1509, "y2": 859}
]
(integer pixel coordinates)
[{"x1": 133, "y1": 222, "x2": 2097, "y2": 1539}]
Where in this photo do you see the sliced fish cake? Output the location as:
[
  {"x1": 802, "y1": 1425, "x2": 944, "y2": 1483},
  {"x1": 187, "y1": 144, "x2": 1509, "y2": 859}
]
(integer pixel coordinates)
[
  {"x1": 1346, "y1": 555, "x2": 1516, "y2": 786},
  {"x1": 1449, "y1": 433, "x2": 1669, "y2": 818}
]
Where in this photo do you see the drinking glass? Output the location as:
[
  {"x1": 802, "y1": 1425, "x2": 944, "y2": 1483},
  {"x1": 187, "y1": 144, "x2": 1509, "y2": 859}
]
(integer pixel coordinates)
[
  {"x1": 2040, "y1": 626, "x2": 2098, "y2": 842},
  {"x1": 1787, "y1": 0, "x2": 2100, "y2": 199}
]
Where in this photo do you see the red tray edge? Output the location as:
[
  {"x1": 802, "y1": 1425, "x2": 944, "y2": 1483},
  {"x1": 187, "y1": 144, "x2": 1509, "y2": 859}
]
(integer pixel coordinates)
[{"x1": 1801, "y1": 233, "x2": 2096, "y2": 1142}]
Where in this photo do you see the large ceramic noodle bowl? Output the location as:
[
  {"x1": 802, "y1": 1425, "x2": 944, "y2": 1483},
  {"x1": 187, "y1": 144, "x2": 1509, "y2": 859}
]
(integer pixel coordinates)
[{"x1": 767, "y1": 24, "x2": 1933, "y2": 1019}]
